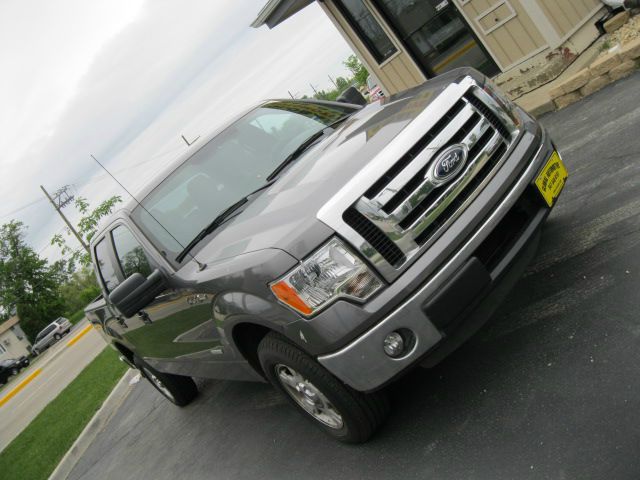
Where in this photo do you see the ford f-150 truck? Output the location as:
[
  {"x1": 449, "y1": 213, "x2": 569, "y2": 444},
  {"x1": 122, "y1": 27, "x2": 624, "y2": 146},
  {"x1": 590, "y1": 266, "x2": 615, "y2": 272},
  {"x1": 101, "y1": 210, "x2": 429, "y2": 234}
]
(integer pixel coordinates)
[{"x1": 85, "y1": 67, "x2": 567, "y2": 443}]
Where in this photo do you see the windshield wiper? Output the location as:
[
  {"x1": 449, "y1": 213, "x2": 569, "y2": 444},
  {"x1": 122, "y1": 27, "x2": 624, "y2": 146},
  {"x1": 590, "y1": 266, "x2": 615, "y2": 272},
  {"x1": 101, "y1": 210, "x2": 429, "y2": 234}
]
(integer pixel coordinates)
[
  {"x1": 265, "y1": 114, "x2": 351, "y2": 182},
  {"x1": 175, "y1": 180, "x2": 275, "y2": 263}
]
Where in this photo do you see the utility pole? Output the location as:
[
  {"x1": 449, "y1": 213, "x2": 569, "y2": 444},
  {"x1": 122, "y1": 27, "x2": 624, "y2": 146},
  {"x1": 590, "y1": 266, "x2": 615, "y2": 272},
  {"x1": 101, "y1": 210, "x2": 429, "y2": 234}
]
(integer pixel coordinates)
[
  {"x1": 40, "y1": 185, "x2": 89, "y2": 253},
  {"x1": 309, "y1": 83, "x2": 319, "y2": 96},
  {"x1": 328, "y1": 75, "x2": 339, "y2": 90}
]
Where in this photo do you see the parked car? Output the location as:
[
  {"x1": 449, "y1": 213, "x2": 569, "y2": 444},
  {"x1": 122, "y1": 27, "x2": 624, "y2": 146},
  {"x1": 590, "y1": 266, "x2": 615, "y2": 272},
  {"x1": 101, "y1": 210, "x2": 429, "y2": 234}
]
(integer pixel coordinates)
[
  {"x1": 85, "y1": 67, "x2": 567, "y2": 443},
  {"x1": 0, "y1": 357, "x2": 30, "y2": 385},
  {"x1": 32, "y1": 318, "x2": 72, "y2": 355}
]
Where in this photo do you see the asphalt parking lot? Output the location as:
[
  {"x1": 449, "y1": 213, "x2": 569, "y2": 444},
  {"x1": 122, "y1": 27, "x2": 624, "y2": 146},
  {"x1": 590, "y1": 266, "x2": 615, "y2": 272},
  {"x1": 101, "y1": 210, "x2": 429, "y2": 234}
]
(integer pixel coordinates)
[{"x1": 67, "y1": 72, "x2": 640, "y2": 480}]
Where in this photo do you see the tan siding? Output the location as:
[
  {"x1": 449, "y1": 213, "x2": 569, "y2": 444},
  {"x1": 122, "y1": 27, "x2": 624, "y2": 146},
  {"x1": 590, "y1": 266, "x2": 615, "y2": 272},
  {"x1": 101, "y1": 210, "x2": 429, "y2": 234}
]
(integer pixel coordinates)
[
  {"x1": 457, "y1": 0, "x2": 546, "y2": 69},
  {"x1": 538, "y1": 0, "x2": 601, "y2": 38},
  {"x1": 321, "y1": 0, "x2": 424, "y2": 95}
]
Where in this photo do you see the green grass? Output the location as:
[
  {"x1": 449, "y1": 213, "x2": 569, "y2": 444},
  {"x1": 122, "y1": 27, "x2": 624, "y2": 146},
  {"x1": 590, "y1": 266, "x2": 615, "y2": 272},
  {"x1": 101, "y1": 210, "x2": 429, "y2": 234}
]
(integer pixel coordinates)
[
  {"x1": 0, "y1": 347, "x2": 127, "y2": 480},
  {"x1": 68, "y1": 308, "x2": 86, "y2": 325}
]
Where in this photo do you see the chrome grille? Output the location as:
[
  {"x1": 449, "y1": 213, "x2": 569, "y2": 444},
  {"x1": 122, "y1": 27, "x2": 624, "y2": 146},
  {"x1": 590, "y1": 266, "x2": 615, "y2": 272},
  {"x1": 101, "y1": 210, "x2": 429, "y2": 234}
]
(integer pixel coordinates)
[{"x1": 342, "y1": 85, "x2": 519, "y2": 275}]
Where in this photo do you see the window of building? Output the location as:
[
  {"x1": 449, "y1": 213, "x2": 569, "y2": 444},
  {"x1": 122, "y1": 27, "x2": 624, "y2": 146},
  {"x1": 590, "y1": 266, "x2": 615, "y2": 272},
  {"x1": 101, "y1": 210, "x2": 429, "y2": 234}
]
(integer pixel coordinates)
[
  {"x1": 95, "y1": 237, "x2": 121, "y2": 293},
  {"x1": 111, "y1": 226, "x2": 153, "y2": 278},
  {"x1": 336, "y1": 0, "x2": 398, "y2": 64}
]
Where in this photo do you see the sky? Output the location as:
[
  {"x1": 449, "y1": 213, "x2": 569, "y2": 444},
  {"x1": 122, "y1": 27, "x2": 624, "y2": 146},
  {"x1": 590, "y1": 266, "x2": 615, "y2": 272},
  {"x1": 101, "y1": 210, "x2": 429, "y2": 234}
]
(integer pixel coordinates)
[{"x1": 0, "y1": 0, "x2": 353, "y2": 262}]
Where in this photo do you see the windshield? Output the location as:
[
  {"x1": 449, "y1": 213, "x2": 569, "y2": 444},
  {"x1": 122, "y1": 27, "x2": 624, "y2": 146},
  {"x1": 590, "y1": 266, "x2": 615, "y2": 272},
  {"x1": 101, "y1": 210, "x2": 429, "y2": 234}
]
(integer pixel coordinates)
[{"x1": 131, "y1": 101, "x2": 355, "y2": 263}]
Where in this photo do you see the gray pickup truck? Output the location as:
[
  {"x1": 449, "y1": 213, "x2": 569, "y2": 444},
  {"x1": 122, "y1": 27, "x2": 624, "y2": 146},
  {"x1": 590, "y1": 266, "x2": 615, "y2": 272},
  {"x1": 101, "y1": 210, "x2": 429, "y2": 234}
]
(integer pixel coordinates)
[{"x1": 85, "y1": 67, "x2": 567, "y2": 443}]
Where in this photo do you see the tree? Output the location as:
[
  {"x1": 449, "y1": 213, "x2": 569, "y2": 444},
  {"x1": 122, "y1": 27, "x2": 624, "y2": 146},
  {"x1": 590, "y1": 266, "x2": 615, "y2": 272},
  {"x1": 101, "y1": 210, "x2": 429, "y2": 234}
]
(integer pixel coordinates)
[
  {"x1": 0, "y1": 221, "x2": 66, "y2": 341},
  {"x1": 58, "y1": 267, "x2": 101, "y2": 317},
  {"x1": 343, "y1": 55, "x2": 369, "y2": 88},
  {"x1": 335, "y1": 76, "x2": 350, "y2": 91},
  {"x1": 51, "y1": 195, "x2": 122, "y2": 272}
]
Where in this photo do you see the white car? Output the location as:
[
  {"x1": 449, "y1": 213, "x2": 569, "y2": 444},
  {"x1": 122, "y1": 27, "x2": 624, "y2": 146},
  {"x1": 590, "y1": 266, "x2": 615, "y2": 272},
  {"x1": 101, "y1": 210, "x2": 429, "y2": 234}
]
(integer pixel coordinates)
[{"x1": 32, "y1": 318, "x2": 72, "y2": 355}]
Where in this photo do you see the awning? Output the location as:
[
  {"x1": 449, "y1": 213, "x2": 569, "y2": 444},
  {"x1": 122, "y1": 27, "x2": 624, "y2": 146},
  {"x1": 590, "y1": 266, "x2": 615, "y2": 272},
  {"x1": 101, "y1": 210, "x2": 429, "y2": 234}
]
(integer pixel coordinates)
[{"x1": 251, "y1": 0, "x2": 314, "y2": 28}]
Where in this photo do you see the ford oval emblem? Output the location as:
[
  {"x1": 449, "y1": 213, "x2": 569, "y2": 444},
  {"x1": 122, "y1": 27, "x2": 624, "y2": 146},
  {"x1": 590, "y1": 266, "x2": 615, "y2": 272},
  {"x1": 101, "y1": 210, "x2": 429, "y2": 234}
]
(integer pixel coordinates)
[{"x1": 430, "y1": 144, "x2": 468, "y2": 185}]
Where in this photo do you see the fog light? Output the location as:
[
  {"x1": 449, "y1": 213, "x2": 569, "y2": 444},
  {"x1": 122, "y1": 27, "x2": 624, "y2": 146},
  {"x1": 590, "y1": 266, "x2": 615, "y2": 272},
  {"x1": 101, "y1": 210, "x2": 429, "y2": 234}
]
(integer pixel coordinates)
[{"x1": 383, "y1": 332, "x2": 404, "y2": 358}]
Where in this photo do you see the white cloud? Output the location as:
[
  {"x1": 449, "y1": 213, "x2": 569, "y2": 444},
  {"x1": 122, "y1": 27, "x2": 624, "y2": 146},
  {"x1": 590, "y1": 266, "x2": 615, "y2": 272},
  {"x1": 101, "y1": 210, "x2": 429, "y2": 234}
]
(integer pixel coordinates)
[{"x1": 0, "y1": 0, "x2": 353, "y2": 261}]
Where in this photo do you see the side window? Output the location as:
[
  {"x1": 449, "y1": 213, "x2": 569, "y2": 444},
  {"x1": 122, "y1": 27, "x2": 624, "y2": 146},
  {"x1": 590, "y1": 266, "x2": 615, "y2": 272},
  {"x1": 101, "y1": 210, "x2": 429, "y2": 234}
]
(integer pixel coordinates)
[
  {"x1": 111, "y1": 225, "x2": 152, "y2": 278},
  {"x1": 95, "y1": 237, "x2": 121, "y2": 293}
]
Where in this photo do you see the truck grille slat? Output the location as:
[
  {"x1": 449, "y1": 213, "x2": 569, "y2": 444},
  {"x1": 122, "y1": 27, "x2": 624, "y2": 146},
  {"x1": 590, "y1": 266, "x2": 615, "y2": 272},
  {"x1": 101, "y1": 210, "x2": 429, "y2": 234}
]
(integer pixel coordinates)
[
  {"x1": 381, "y1": 112, "x2": 481, "y2": 215},
  {"x1": 414, "y1": 141, "x2": 508, "y2": 246},
  {"x1": 343, "y1": 207, "x2": 406, "y2": 267},
  {"x1": 398, "y1": 127, "x2": 494, "y2": 231},
  {"x1": 342, "y1": 85, "x2": 519, "y2": 273},
  {"x1": 364, "y1": 99, "x2": 466, "y2": 200},
  {"x1": 464, "y1": 93, "x2": 511, "y2": 140}
]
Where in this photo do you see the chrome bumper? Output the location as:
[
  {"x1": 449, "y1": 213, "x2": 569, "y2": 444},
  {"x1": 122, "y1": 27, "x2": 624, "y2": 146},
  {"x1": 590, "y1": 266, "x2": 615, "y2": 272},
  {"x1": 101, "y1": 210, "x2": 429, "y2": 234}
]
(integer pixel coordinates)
[{"x1": 318, "y1": 125, "x2": 557, "y2": 391}]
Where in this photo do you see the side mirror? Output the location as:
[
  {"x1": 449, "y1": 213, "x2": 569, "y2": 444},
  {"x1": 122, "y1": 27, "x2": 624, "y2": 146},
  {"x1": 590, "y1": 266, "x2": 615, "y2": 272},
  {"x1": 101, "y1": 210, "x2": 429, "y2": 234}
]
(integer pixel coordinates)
[
  {"x1": 109, "y1": 270, "x2": 167, "y2": 318},
  {"x1": 336, "y1": 86, "x2": 367, "y2": 106}
]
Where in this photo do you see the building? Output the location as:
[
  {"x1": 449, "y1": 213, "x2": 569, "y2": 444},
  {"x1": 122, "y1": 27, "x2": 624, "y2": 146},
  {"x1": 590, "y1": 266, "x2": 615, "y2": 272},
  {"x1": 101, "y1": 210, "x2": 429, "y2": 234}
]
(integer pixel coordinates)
[
  {"x1": 0, "y1": 316, "x2": 32, "y2": 361},
  {"x1": 252, "y1": 0, "x2": 607, "y2": 96}
]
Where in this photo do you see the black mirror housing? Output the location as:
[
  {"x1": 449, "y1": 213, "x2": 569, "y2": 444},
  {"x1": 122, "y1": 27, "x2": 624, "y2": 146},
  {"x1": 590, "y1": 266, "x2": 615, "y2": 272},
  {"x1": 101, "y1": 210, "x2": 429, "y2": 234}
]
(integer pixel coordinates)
[
  {"x1": 109, "y1": 270, "x2": 167, "y2": 318},
  {"x1": 337, "y1": 86, "x2": 367, "y2": 106}
]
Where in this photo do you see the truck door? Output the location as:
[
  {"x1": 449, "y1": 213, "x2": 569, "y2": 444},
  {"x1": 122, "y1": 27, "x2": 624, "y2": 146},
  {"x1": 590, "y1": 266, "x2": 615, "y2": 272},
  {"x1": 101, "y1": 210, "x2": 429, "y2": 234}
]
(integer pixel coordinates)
[{"x1": 95, "y1": 223, "x2": 222, "y2": 371}]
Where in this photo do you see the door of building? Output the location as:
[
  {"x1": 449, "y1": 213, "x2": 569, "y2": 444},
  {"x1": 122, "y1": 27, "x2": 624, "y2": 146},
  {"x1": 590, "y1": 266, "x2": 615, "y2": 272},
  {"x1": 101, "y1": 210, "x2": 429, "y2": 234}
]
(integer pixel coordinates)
[{"x1": 373, "y1": 0, "x2": 499, "y2": 77}]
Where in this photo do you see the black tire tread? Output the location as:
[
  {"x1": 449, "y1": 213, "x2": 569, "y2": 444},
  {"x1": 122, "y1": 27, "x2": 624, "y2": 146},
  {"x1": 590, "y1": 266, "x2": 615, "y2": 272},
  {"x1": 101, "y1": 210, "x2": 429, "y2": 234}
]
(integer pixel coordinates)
[
  {"x1": 134, "y1": 357, "x2": 198, "y2": 407},
  {"x1": 258, "y1": 332, "x2": 389, "y2": 443}
]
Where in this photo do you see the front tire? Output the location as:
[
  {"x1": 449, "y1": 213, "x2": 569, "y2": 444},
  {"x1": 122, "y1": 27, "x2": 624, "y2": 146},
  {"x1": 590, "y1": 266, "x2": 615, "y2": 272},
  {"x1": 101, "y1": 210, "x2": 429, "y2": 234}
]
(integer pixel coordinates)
[
  {"x1": 54, "y1": 334, "x2": 61, "y2": 341},
  {"x1": 134, "y1": 357, "x2": 198, "y2": 407},
  {"x1": 257, "y1": 332, "x2": 389, "y2": 444}
]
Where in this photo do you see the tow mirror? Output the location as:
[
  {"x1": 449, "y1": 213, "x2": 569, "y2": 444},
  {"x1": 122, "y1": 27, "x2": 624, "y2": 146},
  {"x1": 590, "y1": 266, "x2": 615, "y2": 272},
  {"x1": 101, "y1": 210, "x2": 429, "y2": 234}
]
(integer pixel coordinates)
[{"x1": 109, "y1": 270, "x2": 167, "y2": 318}]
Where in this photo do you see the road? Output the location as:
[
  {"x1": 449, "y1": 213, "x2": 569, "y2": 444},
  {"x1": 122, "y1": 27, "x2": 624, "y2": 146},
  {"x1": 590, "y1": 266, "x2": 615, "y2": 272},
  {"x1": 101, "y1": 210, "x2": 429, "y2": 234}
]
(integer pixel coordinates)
[
  {"x1": 0, "y1": 324, "x2": 105, "y2": 452},
  {"x1": 68, "y1": 72, "x2": 640, "y2": 480}
]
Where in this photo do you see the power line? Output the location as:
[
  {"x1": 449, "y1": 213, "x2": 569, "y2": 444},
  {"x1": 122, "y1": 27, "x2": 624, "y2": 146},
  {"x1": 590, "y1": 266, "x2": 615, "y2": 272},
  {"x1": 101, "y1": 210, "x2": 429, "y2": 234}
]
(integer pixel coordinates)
[{"x1": 0, "y1": 197, "x2": 47, "y2": 220}]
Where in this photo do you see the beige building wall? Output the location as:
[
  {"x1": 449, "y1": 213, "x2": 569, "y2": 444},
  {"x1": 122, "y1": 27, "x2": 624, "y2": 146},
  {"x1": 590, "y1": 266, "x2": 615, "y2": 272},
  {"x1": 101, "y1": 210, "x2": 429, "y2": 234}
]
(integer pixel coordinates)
[
  {"x1": 320, "y1": 0, "x2": 426, "y2": 95},
  {"x1": 318, "y1": 0, "x2": 604, "y2": 95},
  {"x1": 537, "y1": 0, "x2": 602, "y2": 39},
  {"x1": 455, "y1": 0, "x2": 550, "y2": 71},
  {"x1": 0, "y1": 323, "x2": 32, "y2": 361}
]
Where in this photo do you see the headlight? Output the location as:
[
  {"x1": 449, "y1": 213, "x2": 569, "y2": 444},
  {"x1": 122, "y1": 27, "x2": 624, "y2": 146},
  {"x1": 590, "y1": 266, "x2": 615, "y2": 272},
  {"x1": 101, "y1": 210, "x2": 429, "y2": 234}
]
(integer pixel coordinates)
[{"x1": 270, "y1": 238, "x2": 383, "y2": 316}]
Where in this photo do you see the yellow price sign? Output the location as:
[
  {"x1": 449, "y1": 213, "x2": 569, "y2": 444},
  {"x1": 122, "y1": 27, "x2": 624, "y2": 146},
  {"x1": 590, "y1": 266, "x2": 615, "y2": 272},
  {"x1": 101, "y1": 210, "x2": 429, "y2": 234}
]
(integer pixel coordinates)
[{"x1": 535, "y1": 151, "x2": 568, "y2": 207}]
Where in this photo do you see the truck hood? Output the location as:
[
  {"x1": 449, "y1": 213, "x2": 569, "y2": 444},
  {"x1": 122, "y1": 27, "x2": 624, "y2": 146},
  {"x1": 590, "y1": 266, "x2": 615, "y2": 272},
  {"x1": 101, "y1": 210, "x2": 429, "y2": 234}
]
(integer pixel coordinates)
[{"x1": 194, "y1": 69, "x2": 484, "y2": 264}]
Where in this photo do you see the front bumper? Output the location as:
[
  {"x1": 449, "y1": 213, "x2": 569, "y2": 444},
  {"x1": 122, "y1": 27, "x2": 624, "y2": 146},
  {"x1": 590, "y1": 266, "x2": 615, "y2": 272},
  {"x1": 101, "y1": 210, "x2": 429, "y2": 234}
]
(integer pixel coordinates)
[{"x1": 318, "y1": 123, "x2": 561, "y2": 392}]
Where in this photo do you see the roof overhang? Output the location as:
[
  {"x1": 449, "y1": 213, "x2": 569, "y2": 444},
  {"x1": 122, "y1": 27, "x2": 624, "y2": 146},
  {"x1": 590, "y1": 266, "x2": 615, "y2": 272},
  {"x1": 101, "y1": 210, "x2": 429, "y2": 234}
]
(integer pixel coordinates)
[
  {"x1": 251, "y1": 0, "x2": 315, "y2": 29},
  {"x1": 0, "y1": 316, "x2": 19, "y2": 336}
]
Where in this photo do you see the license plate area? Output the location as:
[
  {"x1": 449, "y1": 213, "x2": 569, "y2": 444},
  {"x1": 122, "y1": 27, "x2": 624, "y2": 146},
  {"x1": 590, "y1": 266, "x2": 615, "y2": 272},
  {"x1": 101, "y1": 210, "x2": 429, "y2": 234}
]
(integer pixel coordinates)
[{"x1": 535, "y1": 151, "x2": 568, "y2": 207}]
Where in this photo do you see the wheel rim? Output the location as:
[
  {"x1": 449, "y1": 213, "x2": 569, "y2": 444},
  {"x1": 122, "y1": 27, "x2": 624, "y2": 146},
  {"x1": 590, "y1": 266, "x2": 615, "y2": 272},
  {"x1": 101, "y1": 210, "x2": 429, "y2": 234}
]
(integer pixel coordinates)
[
  {"x1": 274, "y1": 364, "x2": 344, "y2": 429},
  {"x1": 141, "y1": 367, "x2": 176, "y2": 403}
]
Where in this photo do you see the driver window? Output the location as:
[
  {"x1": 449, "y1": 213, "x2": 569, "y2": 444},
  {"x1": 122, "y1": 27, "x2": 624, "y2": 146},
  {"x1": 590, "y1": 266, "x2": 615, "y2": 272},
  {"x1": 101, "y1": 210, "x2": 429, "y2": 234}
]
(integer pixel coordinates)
[{"x1": 111, "y1": 225, "x2": 152, "y2": 278}]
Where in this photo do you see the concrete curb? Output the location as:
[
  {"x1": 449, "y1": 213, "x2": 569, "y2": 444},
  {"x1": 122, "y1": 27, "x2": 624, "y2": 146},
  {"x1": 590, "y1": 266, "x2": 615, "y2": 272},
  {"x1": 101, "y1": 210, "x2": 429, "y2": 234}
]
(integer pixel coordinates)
[{"x1": 48, "y1": 368, "x2": 138, "y2": 480}]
